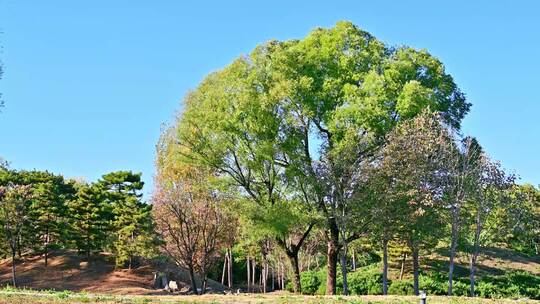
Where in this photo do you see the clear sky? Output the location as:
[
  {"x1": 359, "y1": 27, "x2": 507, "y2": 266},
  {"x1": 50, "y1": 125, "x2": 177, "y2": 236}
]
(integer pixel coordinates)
[{"x1": 1, "y1": 1, "x2": 539, "y2": 198}]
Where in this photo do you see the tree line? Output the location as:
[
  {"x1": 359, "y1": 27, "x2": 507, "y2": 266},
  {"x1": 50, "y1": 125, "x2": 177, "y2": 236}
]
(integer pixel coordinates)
[{"x1": 0, "y1": 167, "x2": 157, "y2": 287}]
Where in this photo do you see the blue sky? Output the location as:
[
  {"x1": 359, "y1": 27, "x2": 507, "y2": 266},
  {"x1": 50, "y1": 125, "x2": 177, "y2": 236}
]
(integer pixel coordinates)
[{"x1": 1, "y1": 1, "x2": 539, "y2": 198}]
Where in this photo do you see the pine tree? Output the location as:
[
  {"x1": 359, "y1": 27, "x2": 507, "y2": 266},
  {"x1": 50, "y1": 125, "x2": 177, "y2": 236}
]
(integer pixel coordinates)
[
  {"x1": 111, "y1": 195, "x2": 156, "y2": 269},
  {"x1": 68, "y1": 183, "x2": 110, "y2": 259},
  {"x1": 98, "y1": 171, "x2": 156, "y2": 268},
  {"x1": 29, "y1": 174, "x2": 74, "y2": 266}
]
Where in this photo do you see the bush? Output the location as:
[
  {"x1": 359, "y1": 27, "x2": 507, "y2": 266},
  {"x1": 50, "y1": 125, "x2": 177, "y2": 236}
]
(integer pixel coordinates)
[
  {"x1": 316, "y1": 281, "x2": 326, "y2": 295},
  {"x1": 285, "y1": 281, "x2": 294, "y2": 292},
  {"x1": 476, "y1": 281, "x2": 501, "y2": 298},
  {"x1": 346, "y1": 264, "x2": 384, "y2": 295},
  {"x1": 419, "y1": 275, "x2": 446, "y2": 295},
  {"x1": 296, "y1": 264, "x2": 384, "y2": 295},
  {"x1": 388, "y1": 280, "x2": 414, "y2": 295},
  {"x1": 291, "y1": 266, "x2": 540, "y2": 299},
  {"x1": 475, "y1": 271, "x2": 540, "y2": 299},
  {"x1": 451, "y1": 280, "x2": 469, "y2": 297},
  {"x1": 300, "y1": 270, "x2": 321, "y2": 295}
]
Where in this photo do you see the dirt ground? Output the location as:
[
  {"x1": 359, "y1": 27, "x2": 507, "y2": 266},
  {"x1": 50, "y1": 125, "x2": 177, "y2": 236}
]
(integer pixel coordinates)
[{"x1": 0, "y1": 250, "x2": 223, "y2": 295}]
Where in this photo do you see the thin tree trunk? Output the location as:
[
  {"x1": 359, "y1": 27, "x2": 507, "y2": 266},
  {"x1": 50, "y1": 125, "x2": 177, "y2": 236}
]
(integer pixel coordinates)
[
  {"x1": 201, "y1": 269, "x2": 208, "y2": 294},
  {"x1": 277, "y1": 261, "x2": 281, "y2": 290},
  {"x1": 188, "y1": 263, "x2": 198, "y2": 294},
  {"x1": 469, "y1": 250, "x2": 479, "y2": 297},
  {"x1": 412, "y1": 246, "x2": 420, "y2": 296},
  {"x1": 17, "y1": 236, "x2": 21, "y2": 259},
  {"x1": 382, "y1": 238, "x2": 389, "y2": 295},
  {"x1": 252, "y1": 258, "x2": 256, "y2": 290},
  {"x1": 86, "y1": 226, "x2": 90, "y2": 260},
  {"x1": 11, "y1": 250, "x2": 17, "y2": 287},
  {"x1": 448, "y1": 205, "x2": 460, "y2": 296},
  {"x1": 227, "y1": 248, "x2": 233, "y2": 288},
  {"x1": 352, "y1": 250, "x2": 356, "y2": 271},
  {"x1": 272, "y1": 266, "x2": 275, "y2": 291},
  {"x1": 221, "y1": 251, "x2": 227, "y2": 285},
  {"x1": 399, "y1": 253, "x2": 406, "y2": 280},
  {"x1": 247, "y1": 256, "x2": 251, "y2": 292},
  {"x1": 259, "y1": 271, "x2": 262, "y2": 293},
  {"x1": 280, "y1": 260, "x2": 285, "y2": 290},
  {"x1": 263, "y1": 257, "x2": 267, "y2": 293},
  {"x1": 470, "y1": 211, "x2": 482, "y2": 297},
  {"x1": 45, "y1": 225, "x2": 49, "y2": 268}
]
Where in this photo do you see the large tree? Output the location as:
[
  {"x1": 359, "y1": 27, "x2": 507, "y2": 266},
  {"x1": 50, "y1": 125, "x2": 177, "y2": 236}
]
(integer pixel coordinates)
[{"x1": 168, "y1": 21, "x2": 470, "y2": 294}]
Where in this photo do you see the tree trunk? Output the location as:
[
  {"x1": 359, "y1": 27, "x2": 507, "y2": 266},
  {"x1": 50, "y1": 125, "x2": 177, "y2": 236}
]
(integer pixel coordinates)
[
  {"x1": 221, "y1": 251, "x2": 227, "y2": 285},
  {"x1": 352, "y1": 250, "x2": 356, "y2": 271},
  {"x1": 11, "y1": 250, "x2": 17, "y2": 288},
  {"x1": 412, "y1": 246, "x2": 420, "y2": 296},
  {"x1": 277, "y1": 261, "x2": 281, "y2": 290},
  {"x1": 469, "y1": 251, "x2": 479, "y2": 297},
  {"x1": 86, "y1": 227, "x2": 90, "y2": 260},
  {"x1": 340, "y1": 249, "x2": 349, "y2": 295},
  {"x1": 272, "y1": 266, "x2": 275, "y2": 291},
  {"x1": 44, "y1": 245, "x2": 48, "y2": 268},
  {"x1": 251, "y1": 258, "x2": 256, "y2": 290},
  {"x1": 399, "y1": 253, "x2": 406, "y2": 280},
  {"x1": 262, "y1": 257, "x2": 267, "y2": 293},
  {"x1": 188, "y1": 263, "x2": 198, "y2": 295},
  {"x1": 286, "y1": 251, "x2": 301, "y2": 293},
  {"x1": 382, "y1": 238, "x2": 389, "y2": 295},
  {"x1": 259, "y1": 271, "x2": 262, "y2": 293},
  {"x1": 470, "y1": 210, "x2": 482, "y2": 297},
  {"x1": 280, "y1": 260, "x2": 285, "y2": 290},
  {"x1": 326, "y1": 219, "x2": 340, "y2": 295},
  {"x1": 17, "y1": 236, "x2": 21, "y2": 259},
  {"x1": 201, "y1": 272, "x2": 208, "y2": 294},
  {"x1": 448, "y1": 205, "x2": 460, "y2": 296},
  {"x1": 247, "y1": 256, "x2": 251, "y2": 292},
  {"x1": 45, "y1": 225, "x2": 49, "y2": 268},
  {"x1": 227, "y1": 248, "x2": 233, "y2": 288}
]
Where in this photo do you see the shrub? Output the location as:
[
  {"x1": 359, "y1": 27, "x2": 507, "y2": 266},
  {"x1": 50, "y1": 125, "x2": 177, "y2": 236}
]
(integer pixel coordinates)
[
  {"x1": 451, "y1": 280, "x2": 469, "y2": 297},
  {"x1": 300, "y1": 270, "x2": 321, "y2": 295},
  {"x1": 476, "y1": 281, "x2": 500, "y2": 298},
  {"x1": 419, "y1": 275, "x2": 446, "y2": 295},
  {"x1": 285, "y1": 281, "x2": 294, "y2": 292},
  {"x1": 475, "y1": 271, "x2": 540, "y2": 299},
  {"x1": 346, "y1": 264, "x2": 384, "y2": 295},
  {"x1": 388, "y1": 280, "x2": 414, "y2": 295},
  {"x1": 316, "y1": 281, "x2": 326, "y2": 295}
]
